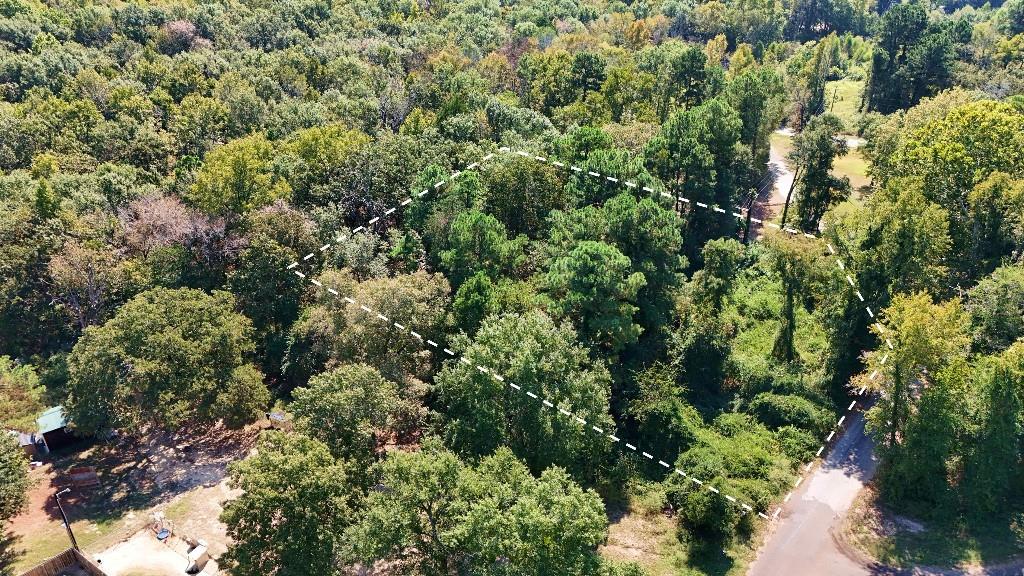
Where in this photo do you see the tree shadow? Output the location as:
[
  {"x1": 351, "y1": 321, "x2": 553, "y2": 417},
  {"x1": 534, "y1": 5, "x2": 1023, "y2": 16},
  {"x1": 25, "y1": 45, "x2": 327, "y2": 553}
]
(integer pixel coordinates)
[
  {"x1": 685, "y1": 537, "x2": 736, "y2": 576},
  {"x1": 0, "y1": 530, "x2": 23, "y2": 576}
]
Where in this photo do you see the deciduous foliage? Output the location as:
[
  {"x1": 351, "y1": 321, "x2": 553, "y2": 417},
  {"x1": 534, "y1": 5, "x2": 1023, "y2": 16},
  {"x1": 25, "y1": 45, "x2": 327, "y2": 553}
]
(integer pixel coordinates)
[
  {"x1": 65, "y1": 288, "x2": 270, "y2": 435},
  {"x1": 186, "y1": 134, "x2": 291, "y2": 217},
  {"x1": 345, "y1": 440, "x2": 610, "y2": 575},
  {"x1": 0, "y1": 357, "x2": 45, "y2": 431},
  {"x1": 784, "y1": 113, "x2": 850, "y2": 232},
  {"x1": 221, "y1": 432, "x2": 359, "y2": 576},
  {"x1": 0, "y1": 433, "x2": 29, "y2": 525},
  {"x1": 291, "y1": 364, "x2": 400, "y2": 468},
  {"x1": 435, "y1": 311, "x2": 614, "y2": 481}
]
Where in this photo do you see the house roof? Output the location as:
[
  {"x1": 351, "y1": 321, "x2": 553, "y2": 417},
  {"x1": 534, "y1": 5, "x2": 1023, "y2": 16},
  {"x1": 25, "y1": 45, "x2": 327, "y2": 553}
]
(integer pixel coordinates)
[{"x1": 37, "y1": 406, "x2": 67, "y2": 434}]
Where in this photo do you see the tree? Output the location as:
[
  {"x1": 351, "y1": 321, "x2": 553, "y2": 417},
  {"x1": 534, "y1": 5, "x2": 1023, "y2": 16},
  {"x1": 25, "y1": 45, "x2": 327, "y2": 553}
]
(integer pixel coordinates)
[
  {"x1": 549, "y1": 194, "x2": 685, "y2": 337},
  {"x1": 283, "y1": 124, "x2": 370, "y2": 206},
  {"x1": 839, "y1": 183, "x2": 952, "y2": 306},
  {"x1": 545, "y1": 241, "x2": 647, "y2": 353},
  {"x1": 48, "y1": 241, "x2": 146, "y2": 331},
  {"x1": 889, "y1": 102, "x2": 1024, "y2": 274},
  {"x1": 726, "y1": 66, "x2": 786, "y2": 166},
  {"x1": 0, "y1": 357, "x2": 45, "y2": 431},
  {"x1": 291, "y1": 364, "x2": 400, "y2": 469},
  {"x1": 221, "y1": 432, "x2": 359, "y2": 576},
  {"x1": 435, "y1": 311, "x2": 614, "y2": 481},
  {"x1": 863, "y1": 293, "x2": 971, "y2": 456},
  {"x1": 783, "y1": 113, "x2": 850, "y2": 232},
  {"x1": 645, "y1": 98, "x2": 743, "y2": 263},
  {"x1": 227, "y1": 234, "x2": 305, "y2": 372},
  {"x1": 626, "y1": 363, "x2": 704, "y2": 462},
  {"x1": 0, "y1": 433, "x2": 29, "y2": 525},
  {"x1": 65, "y1": 288, "x2": 270, "y2": 435},
  {"x1": 186, "y1": 134, "x2": 292, "y2": 217},
  {"x1": 963, "y1": 344, "x2": 1023, "y2": 515},
  {"x1": 438, "y1": 210, "x2": 525, "y2": 288},
  {"x1": 690, "y1": 238, "x2": 744, "y2": 312},
  {"x1": 345, "y1": 440, "x2": 609, "y2": 575},
  {"x1": 483, "y1": 156, "x2": 567, "y2": 238},
  {"x1": 768, "y1": 234, "x2": 820, "y2": 363},
  {"x1": 296, "y1": 270, "x2": 450, "y2": 382},
  {"x1": 865, "y1": 4, "x2": 958, "y2": 113},
  {"x1": 966, "y1": 264, "x2": 1024, "y2": 354}
]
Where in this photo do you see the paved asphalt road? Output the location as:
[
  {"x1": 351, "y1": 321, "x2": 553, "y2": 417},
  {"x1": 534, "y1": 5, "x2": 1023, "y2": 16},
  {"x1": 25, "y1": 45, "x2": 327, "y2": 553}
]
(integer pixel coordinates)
[{"x1": 748, "y1": 407, "x2": 878, "y2": 576}]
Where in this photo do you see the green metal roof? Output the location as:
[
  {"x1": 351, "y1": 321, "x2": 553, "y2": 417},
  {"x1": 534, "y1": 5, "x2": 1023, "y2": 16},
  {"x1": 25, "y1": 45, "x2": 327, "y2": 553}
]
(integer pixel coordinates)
[{"x1": 37, "y1": 406, "x2": 67, "y2": 434}]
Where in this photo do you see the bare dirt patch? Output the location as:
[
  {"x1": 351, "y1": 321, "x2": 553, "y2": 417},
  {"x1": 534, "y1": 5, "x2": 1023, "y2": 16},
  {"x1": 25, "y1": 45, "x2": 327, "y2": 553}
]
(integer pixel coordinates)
[{"x1": 7, "y1": 421, "x2": 265, "y2": 572}]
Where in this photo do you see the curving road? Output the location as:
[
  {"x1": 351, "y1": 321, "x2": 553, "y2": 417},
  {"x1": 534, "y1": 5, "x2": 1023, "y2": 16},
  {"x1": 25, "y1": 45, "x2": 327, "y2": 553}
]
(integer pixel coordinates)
[{"x1": 748, "y1": 407, "x2": 878, "y2": 576}]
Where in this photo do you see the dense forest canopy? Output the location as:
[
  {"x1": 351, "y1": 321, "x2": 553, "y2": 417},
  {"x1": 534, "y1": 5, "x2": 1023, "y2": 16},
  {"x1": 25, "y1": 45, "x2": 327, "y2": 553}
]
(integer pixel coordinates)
[{"x1": 0, "y1": 0, "x2": 1022, "y2": 573}]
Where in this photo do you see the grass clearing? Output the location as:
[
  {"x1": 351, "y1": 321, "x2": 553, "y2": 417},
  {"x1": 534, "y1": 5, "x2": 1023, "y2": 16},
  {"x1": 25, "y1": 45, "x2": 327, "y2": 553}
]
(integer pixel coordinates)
[
  {"x1": 824, "y1": 79, "x2": 864, "y2": 133},
  {"x1": 832, "y1": 148, "x2": 871, "y2": 191},
  {"x1": 600, "y1": 483, "x2": 763, "y2": 576}
]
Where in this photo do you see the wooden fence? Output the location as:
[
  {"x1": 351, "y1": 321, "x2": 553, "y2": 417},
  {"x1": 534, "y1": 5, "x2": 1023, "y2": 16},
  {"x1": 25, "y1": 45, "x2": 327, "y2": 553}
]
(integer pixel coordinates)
[{"x1": 18, "y1": 548, "x2": 108, "y2": 576}]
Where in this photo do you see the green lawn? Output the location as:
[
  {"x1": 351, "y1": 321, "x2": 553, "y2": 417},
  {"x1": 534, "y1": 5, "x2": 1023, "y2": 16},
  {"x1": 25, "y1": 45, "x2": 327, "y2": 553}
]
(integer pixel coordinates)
[
  {"x1": 832, "y1": 148, "x2": 871, "y2": 191},
  {"x1": 824, "y1": 79, "x2": 864, "y2": 133}
]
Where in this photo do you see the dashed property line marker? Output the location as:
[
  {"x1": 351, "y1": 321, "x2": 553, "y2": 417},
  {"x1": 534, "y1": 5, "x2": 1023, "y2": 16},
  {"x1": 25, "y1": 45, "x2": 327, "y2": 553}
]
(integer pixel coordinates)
[
  {"x1": 293, "y1": 280, "x2": 760, "y2": 515},
  {"x1": 285, "y1": 152, "x2": 501, "y2": 268},
  {"x1": 285, "y1": 148, "x2": 890, "y2": 525}
]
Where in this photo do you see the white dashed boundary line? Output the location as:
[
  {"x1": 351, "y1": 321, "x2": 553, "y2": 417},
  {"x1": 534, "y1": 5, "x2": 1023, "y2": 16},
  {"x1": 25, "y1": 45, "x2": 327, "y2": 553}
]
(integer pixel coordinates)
[
  {"x1": 285, "y1": 147, "x2": 886, "y2": 521},
  {"x1": 293, "y1": 272, "x2": 762, "y2": 514},
  {"x1": 286, "y1": 147, "x2": 816, "y2": 269}
]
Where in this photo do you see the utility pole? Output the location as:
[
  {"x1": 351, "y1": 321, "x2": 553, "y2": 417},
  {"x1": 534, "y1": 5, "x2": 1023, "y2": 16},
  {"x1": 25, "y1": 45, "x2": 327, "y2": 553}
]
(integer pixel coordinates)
[
  {"x1": 55, "y1": 488, "x2": 79, "y2": 551},
  {"x1": 780, "y1": 166, "x2": 801, "y2": 229}
]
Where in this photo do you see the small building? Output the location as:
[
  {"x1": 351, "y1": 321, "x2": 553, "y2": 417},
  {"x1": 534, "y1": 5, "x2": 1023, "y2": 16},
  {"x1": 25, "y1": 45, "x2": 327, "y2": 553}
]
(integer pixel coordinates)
[{"x1": 37, "y1": 406, "x2": 78, "y2": 453}]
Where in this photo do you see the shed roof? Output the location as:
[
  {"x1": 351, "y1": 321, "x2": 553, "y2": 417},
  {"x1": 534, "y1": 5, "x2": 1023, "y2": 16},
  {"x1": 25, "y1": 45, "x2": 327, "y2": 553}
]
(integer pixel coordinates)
[{"x1": 37, "y1": 406, "x2": 67, "y2": 434}]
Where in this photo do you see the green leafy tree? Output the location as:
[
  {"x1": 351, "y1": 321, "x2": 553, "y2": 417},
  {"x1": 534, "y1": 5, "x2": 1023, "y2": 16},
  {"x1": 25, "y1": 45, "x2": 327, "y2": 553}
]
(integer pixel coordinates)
[
  {"x1": 865, "y1": 4, "x2": 958, "y2": 113},
  {"x1": 221, "y1": 432, "x2": 359, "y2": 576},
  {"x1": 0, "y1": 357, "x2": 45, "y2": 431},
  {"x1": 726, "y1": 66, "x2": 786, "y2": 166},
  {"x1": 291, "y1": 364, "x2": 399, "y2": 468},
  {"x1": 65, "y1": 288, "x2": 270, "y2": 435},
  {"x1": 863, "y1": 293, "x2": 971, "y2": 458},
  {"x1": 836, "y1": 183, "x2": 952, "y2": 307},
  {"x1": 293, "y1": 270, "x2": 450, "y2": 382},
  {"x1": 227, "y1": 234, "x2": 305, "y2": 372},
  {"x1": 0, "y1": 433, "x2": 29, "y2": 525},
  {"x1": 186, "y1": 134, "x2": 291, "y2": 217},
  {"x1": 889, "y1": 102, "x2": 1024, "y2": 274},
  {"x1": 783, "y1": 113, "x2": 850, "y2": 232},
  {"x1": 435, "y1": 311, "x2": 614, "y2": 481},
  {"x1": 645, "y1": 98, "x2": 743, "y2": 263},
  {"x1": 483, "y1": 155, "x2": 568, "y2": 238},
  {"x1": 963, "y1": 344, "x2": 1024, "y2": 515},
  {"x1": 768, "y1": 234, "x2": 820, "y2": 363},
  {"x1": 966, "y1": 264, "x2": 1024, "y2": 354},
  {"x1": 345, "y1": 440, "x2": 609, "y2": 575},
  {"x1": 439, "y1": 210, "x2": 526, "y2": 288},
  {"x1": 549, "y1": 194, "x2": 685, "y2": 337},
  {"x1": 545, "y1": 241, "x2": 647, "y2": 353}
]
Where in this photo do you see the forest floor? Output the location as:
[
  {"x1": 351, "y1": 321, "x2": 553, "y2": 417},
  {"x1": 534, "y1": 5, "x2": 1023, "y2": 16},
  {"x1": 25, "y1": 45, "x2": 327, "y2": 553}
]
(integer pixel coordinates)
[
  {"x1": 600, "y1": 485, "x2": 762, "y2": 576},
  {"x1": 6, "y1": 422, "x2": 261, "y2": 573},
  {"x1": 839, "y1": 487, "x2": 1024, "y2": 574}
]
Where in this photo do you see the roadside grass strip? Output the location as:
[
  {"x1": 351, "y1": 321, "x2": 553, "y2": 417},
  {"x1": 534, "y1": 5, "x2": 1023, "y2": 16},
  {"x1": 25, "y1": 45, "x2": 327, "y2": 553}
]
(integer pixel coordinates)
[{"x1": 286, "y1": 146, "x2": 889, "y2": 522}]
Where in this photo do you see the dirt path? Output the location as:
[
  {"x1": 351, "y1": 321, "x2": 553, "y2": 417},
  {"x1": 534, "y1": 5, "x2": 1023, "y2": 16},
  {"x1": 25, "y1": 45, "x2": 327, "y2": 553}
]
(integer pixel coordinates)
[{"x1": 748, "y1": 130, "x2": 795, "y2": 239}]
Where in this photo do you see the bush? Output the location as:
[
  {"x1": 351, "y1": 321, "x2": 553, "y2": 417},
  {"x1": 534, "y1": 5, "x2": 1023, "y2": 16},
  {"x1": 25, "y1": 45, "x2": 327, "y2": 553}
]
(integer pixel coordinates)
[{"x1": 748, "y1": 392, "x2": 832, "y2": 436}]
